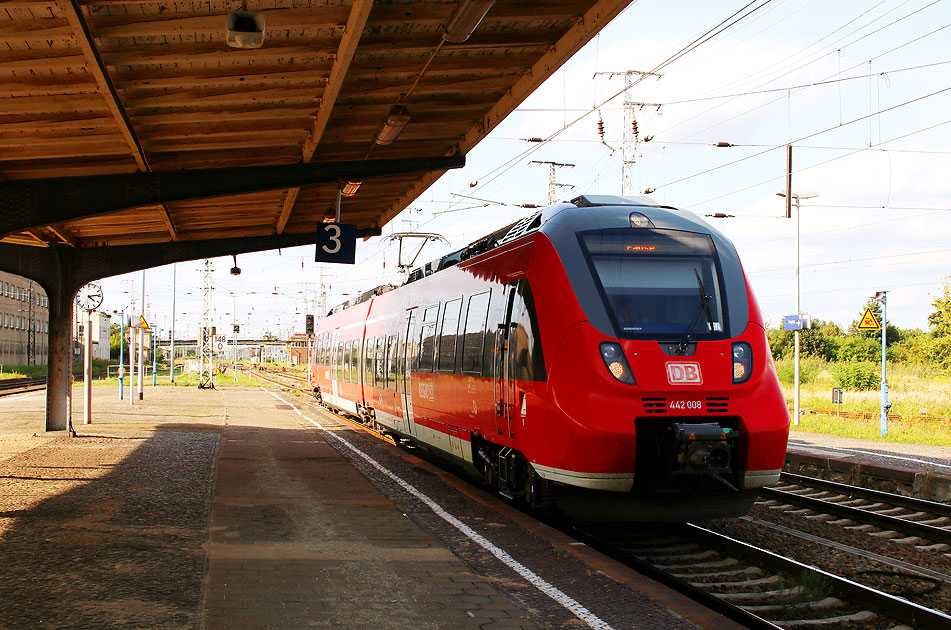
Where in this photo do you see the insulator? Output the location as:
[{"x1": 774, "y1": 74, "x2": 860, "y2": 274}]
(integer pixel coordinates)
[
  {"x1": 597, "y1": 118, "x2": 605, "y2": 138},
  {"x1": 632, "y1": 119, "x2": 639, "y2": 137}
]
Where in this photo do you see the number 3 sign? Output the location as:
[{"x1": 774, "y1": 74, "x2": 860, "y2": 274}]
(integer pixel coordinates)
[{"x1": 315, "y1": 222, "x2": 357, "y2": 264}]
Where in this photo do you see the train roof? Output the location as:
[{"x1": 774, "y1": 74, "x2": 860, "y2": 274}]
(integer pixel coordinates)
[{"x1": 327, "y1": 194, "x2": 724, "y2": 315}]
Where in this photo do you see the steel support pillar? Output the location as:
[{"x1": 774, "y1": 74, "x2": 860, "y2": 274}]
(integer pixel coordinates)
[{"x1": 46, "y1": 286, "x2": 74, "y2": 432}]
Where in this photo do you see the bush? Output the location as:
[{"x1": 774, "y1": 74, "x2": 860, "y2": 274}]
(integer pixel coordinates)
[
  {"x1": 889, "y1": 331, "x2": 928, "y2": 364},
  {"x1": 926, "y1": 335, "x2": 951, "y2": 372},
  {"x1": 773, "y1": 357, "x2": 826, "y2": 386},
  {"x1": 835, "y1": 335, "x2": 881, "y2": 362},
  {"x1": 831, "y1": 362, "x2": 879, "y2": 390}
]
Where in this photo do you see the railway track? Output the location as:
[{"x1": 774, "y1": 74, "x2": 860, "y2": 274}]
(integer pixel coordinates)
[
  {"x1": 581, "y1": 521, "x2": 951, "y2": 630},
  {"x1": 0, "y1": 376, "x2": 47, "y2": 396},
  {"x1": 251, "y1": 376, "x2": 951, "y2": 629},
  {"x1": 762, "y1": 473, "x2": 951, "y2": 547}
]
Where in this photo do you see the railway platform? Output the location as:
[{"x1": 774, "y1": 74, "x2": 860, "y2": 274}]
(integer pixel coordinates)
[
  {"x1": 0, "y1": 384, "x2": 740, "y2": 630},
  {"x1": 786, "y1": 430, "x2": 951, "y2": 502}
]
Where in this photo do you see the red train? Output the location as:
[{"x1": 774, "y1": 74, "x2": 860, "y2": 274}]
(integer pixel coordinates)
[{"x1": 311, "y1": 195, "x2": 789, "y2": 521}]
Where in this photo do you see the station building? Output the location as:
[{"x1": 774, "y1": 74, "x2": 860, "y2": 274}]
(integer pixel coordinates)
[
  {"x1": 0, "y1": 271, "x2": 50, "y2": 367},
  {"x1": 74, "y1": 311, "x2": 113, "y2": 363},
  {"x1": 286, "y1": 334, "x2": 311, "y2": 366}
]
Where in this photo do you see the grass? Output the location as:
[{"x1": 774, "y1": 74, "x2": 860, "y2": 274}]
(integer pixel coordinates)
[
  {"x1": 792, "y1": 410, "x2": 951, "y2": 447},
  {"x1": 777, "y1": 360, "x2": 951, "y2": 446}
]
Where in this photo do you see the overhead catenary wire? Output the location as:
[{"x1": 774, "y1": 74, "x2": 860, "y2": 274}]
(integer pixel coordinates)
[
  {"x1": 682, "y1": 115, "x2": 951, "y2": 209},
  {"x1": 655, "y1": 4, "x2": 950, "y2": 143},
  {"x1": 652, "y1": 87, "x2": 951, "y2": 195}
]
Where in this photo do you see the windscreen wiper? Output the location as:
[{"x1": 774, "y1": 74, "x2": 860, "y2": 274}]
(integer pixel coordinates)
[{"x1": 675, "y1": 269, "x2": 715, "y2": 356}]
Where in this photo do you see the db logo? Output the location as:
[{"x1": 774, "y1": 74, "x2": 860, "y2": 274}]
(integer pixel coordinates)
[{"x1": 666, "y1": 362, "x2": 703, "y2": 385}]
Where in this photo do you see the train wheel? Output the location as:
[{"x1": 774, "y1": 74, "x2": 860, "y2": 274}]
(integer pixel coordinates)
[{"x1": 523, "y1": 467, "x2": 553, "y2": 512}]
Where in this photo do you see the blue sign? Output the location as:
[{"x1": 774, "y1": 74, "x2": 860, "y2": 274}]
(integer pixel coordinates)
[
  {"x1": 783, "y1": 315, "x2": 803, "y2": 331},
  {"x1": 315, "y1": 222, "x2": 356, "y2": 264}
]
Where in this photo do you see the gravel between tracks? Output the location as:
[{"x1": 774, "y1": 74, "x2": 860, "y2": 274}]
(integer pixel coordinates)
[{"x1": 701, "y1": 502, "x2": 951, "y2": 620}]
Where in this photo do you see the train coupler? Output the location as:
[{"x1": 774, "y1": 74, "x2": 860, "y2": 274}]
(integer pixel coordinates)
[{"x1": 672, "y1": 423, "x2": 735, "y2": 476}]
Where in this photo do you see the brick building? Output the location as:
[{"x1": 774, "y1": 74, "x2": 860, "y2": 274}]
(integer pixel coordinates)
[
  {"x1": 0, "y1": 271, "x2": 50, "y2": 367},
  {"x1": 286, "y1": 334, "x2": 311, "y2": 366}
]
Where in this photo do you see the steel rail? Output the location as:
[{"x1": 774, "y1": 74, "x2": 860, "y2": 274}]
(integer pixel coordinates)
[
  {"x1": 779, "y1": 472, "x2": 951, "y2": 518},
  {"x1": 684, "y1": 524, "x2": 951, "y2": 630},
  {"x1": 572, "y1": 526, "x2": 785, "y2": 630},
  {"x1": 761, "y1": 487, "x2": 951, "y2": 545}
]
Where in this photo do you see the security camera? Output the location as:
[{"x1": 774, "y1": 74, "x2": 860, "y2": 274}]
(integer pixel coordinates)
[
  {"x1": 884, "y1": 401, "x2": 893, "y2": 410},
  {"x1": 226, "y1": 10, "x2": 265, "y2": 49}
]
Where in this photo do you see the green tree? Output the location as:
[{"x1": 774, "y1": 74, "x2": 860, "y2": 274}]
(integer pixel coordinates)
[
  {"x1": 835, "y1": 334, "x2": 880, "y2": 362},
  {"x1": 928, "y1": 277, "x2": 951, "y2": 337},
  {"x1": 766, "y1": 316, "x2": 836, "y2": 361},
  {"x1": 110, "y1": 323, "x2": 122, "y2": 360},
  {"x1": 889, "y1": 329, "x2": 928, "y2": 364}
]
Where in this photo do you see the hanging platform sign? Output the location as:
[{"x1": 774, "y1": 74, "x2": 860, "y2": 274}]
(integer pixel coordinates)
[
  {"x1": 315, "y1": 222, "x2": 356, "y2": 264},
  {"x1": 857, "y1": 306, "x2": 882, "y2": 331}
]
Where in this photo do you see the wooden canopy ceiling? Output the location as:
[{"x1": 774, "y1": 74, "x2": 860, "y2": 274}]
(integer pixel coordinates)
[{"x1": 0, "y1": 0, "x2": 630, "y2": 249}]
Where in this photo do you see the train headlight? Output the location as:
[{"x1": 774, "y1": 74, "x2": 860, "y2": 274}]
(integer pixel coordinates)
[
  {"x1": 732, "y1": 342, "x2": 752, "y2": 384},
  {"x1": 600, "y1": 342, "x2": 636, "y2": 385}
]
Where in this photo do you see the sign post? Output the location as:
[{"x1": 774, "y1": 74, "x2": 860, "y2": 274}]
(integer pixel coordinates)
[
  {"x1": 832, "y1": 388, "x2": 843, "y2": 420},
  {"x1": 783, "y1": 314, "x2": 809, "y2": 426},
  {"x1": 857, "y1": 299, "x2": 888, "y2": 436}
]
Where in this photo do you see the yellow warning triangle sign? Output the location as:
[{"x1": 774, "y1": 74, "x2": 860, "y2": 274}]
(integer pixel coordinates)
[
  {"x1": 140, "y1": 315, "x2": 150, "y2": 329},
  {"x1": 857, "y1": 306, "x2": 881, "y2": 331}
]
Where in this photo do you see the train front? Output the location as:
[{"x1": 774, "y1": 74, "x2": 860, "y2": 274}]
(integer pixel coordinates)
[{"x1": 532, "y1": 195, "x2": 789, "y2": 521}]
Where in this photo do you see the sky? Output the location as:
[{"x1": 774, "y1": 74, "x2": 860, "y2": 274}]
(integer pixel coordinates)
[{"x1": 97, "y1": 0, "x2": 951, "y2": 340}]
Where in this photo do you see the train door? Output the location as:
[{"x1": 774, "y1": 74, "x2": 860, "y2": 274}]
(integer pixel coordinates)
[
  {"x1": 494, "y1": 285, "x2": 518, "y2": 437},
  {"x1": 400, "y1": 308, "x2": 416, "y2": 436}
]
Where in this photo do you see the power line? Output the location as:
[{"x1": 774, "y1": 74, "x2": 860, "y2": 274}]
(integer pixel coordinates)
[
  {"x1": 656, "y1": 89, "x2": 951, "y2": 193},
  {"x1": 656, "y1": 59, "x2": 951, "y2": 106},
  {"x1": 655, "y1": 2, "x2": 948, "y2": 142},
  {"x1": 685, "y1": 116, "x2": 951, "y2": 208}
]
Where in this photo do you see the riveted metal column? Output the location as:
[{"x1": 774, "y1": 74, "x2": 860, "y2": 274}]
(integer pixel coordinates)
[{"x1": 46, "y1": 285, "x2": 74, "y2": 432}]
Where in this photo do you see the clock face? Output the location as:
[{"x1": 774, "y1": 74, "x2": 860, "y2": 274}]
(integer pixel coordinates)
[{"x1": 77, "y1": 283, "x2": 103, "y2": 310}]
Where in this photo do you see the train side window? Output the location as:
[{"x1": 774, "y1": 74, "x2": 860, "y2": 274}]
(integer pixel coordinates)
[
  {"x1": 365, "y1": 336, "x2": 375, "y2": 385},
  {"x1": 345, "y1": 339, "x2": 351, "y2": 383},
  {"x1": 437, "y1": 297, "x2": 462, "y2": 373},
  {"x1": 375, "y1": 337, "x2": 385, "y2": 386},
  {"x1": 352, "y1": 339, "x2": 361, "y2": 383},
  {"x1": 418, "y1": 304, "x2": 439, "y2": 372},
  {"x1": 386, "y1": 335, "x2": 399, "y2": 389},
  {"x1": 462, "y1": 290, "x2": 491, "y2": 374},
  {"x1": 337, "y1": 342, "x2": 345, "y2": 380}
]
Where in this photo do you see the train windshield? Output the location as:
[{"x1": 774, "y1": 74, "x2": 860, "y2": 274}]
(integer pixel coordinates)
[{"x1": 580, "y1": 228, "x2": 727, "y2": 339}]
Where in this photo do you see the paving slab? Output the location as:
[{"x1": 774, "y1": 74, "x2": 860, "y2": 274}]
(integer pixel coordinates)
[{"x1": 0, "y1": 383, "x2": 743, "y2": 629}]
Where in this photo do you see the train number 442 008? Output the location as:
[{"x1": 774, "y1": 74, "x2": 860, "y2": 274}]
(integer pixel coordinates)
[{"x1": 669, "y1": 400, "x2": 702, "y2": 410}]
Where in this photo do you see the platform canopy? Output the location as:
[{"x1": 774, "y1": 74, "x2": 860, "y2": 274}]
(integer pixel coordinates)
[{"x1": 0, "y1": 0, "x2": 631, "y2": 249}]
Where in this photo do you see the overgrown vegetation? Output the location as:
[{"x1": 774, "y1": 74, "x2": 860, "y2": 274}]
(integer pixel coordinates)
[
  {"x1": 767, "y1": 278, "x2": 951, "y2": 444},
  {"x1": 767, "y1": 277, "x2": 951, "y2": 373}
]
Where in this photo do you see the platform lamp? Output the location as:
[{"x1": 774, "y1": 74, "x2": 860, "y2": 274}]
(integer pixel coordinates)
[
  {"x1": 776, "y1": 190, "x2": 818, "y2": 427},
  {"x1": 441, "y1": 0, "x2": 497, "y2": 42},
  {"x1": 226, "y1": 3, "x2": 265, "y2": 49}
]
